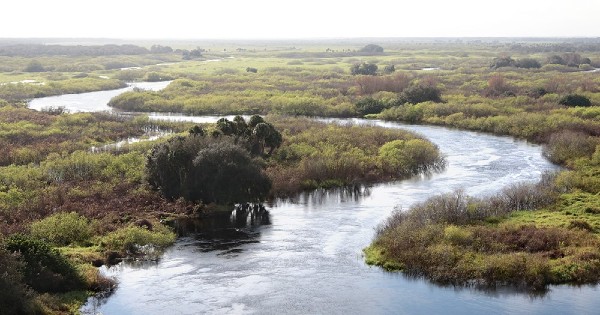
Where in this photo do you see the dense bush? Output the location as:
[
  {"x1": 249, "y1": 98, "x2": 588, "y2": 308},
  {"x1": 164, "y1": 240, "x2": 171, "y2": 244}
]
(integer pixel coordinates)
[
  {"x1": 543, "y1": 130, "x2": 598, "y2": 165},
  {"x1": 351, "y1": 62, "x2": 378, "y2": 75},
  {"x1": 515, "y1": 58, "x2": 541, "y2": 69},
  {"x1": 355, "y1": 73, "x2": 411, "y2": 94},
  {"x1": 267, "y1": 117, "x2": 444, "y2": 195},
  {"x1": 0, "y1": 245, "x2": 37, "y2": 315},
  {"x1": 378, "y1": 139, "x2": 445, "y2": 175},
  {"x1": 102, "y1": 224, "x2": 175, "y2": 254},
  {"x1": 559, "y1": 94, "x2": 592, "y2": 107},
  {"x1": 398, "y1": 85, "x2": 443, "y2": 104},
  {"x1": 5, "y1": 235, "x2": 85, "y2": 293},
  {"x1": 29, "y1": 212, "x2": 92, "y2": 246},
  {"x1": 190, "y1": 142, "x2": 272, "y2": 203},
  {"x1": 490, "y1": 56, "x2": 515, "y2": 69},
  {"x1": 355, "y1": 97, "x2": 386, "y2": 115},
  {"x1": 364, "y1": 170, "x2": 599, "y2": 290},
  {"x1": 359, "y1": 44, "x2": 384, "y2": 54}
]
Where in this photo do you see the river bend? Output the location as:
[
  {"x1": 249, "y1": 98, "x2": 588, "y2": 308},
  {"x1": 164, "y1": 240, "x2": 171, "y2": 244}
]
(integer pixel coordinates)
[{"x1": 27, "y1": 84, "x2": 599, "y2": 315}]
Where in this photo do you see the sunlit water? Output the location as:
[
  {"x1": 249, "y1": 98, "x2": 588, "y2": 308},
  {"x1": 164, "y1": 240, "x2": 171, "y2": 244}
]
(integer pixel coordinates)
[
  {"x1": 27, "y1": 86, "x2": 600, "y2": 315},
  {"x1": 28, "y1": 81, "x2": 171, "y2": 113}
]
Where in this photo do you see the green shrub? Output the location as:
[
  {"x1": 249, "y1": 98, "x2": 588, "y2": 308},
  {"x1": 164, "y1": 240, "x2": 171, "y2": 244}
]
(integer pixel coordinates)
[
  {"x1": 379, "y1": 139, "x2": 445, "y2": 175},
  {"x1": 30, "y1": 212, "x2": 92, "y2": 246},
  {"x1": 355, "y1": 97, "x2": 385, "y2": 115},
  {"x1": 102, "y1": 224, "x2": 176, "y2": 254},
  {"x1": 398, "y1": 85, "x2": 443, "y2": 104},
  {"x1": 5, "y1": 235, "x2": 85, "y2": 293},
  {"x1": 543, "y1": 130, "x2": 598, "y2": 165},
  {"x1": 559, "y1": 94, "x2": 592, "y2": 107},
  {"x1": 0, "y1": 245, "x2": 37, "y2": 315}
]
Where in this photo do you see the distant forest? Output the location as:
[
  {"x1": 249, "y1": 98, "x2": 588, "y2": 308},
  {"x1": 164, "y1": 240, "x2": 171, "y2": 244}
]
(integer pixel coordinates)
[{"x1": 0, "y1": 44, "x2": 170, "y2": 56}]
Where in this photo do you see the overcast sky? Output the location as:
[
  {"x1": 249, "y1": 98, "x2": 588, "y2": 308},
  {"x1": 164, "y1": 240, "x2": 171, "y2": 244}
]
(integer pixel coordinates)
[{"x1": 2, "y1": 0, "x2": 599, "y2": 39}]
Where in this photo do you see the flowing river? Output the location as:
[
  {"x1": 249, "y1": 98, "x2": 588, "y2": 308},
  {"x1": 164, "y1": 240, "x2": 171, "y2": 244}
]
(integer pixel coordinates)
[{"x1": 28, "y1": 84, "x2": 600, "y2": 314}]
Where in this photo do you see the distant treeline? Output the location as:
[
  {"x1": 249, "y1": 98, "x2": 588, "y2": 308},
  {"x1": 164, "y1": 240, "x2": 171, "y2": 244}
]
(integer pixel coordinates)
[
  {"x1": 509, "y1": 42, "x2": 600, "y2": 53},
  {"x1": 0, "y1": 44, "x2": 173, "y2": 56}
]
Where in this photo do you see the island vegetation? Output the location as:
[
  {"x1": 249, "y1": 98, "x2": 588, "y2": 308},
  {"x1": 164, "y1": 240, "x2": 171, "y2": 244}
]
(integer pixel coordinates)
[{"x1": 0, "y1": 38, "x2": 600, "y2": 313}]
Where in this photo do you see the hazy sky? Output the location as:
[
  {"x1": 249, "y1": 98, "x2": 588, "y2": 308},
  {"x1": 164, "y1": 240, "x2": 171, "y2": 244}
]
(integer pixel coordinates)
[{"x1": 2, "y1": 0, "x2": 599, "y2": 39}]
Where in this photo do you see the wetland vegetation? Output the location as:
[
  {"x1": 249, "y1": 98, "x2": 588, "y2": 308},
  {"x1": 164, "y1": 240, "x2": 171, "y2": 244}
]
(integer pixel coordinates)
[{"x1": 1, "y1": 38, "x2": 600, "y2": 313}]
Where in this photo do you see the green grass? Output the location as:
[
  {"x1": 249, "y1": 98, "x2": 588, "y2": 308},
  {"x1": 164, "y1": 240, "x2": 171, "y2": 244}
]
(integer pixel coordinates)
[{"x1": 504, "y1": 192, "x2": 600, "y2": 232}]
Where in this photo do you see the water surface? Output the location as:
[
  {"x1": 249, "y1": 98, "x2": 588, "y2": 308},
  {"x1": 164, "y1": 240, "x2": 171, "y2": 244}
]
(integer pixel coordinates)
[{"x1": 28, "y1": 81, "x2": 171, "y2": 113}]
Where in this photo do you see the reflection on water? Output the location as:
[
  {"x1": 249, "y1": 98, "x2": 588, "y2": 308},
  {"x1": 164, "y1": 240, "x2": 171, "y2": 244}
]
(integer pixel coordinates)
[
  {"x1": 169, "y1": 204, "x2": 271, "y2": 254},
  {"x1": 274, "y1": 184, "x2": 372, "y2": 206}
]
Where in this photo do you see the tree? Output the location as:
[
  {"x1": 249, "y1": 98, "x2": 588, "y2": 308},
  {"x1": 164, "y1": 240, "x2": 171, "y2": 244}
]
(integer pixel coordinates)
[
  {"x1": 359, "y1": 44, "x2": 384, "y2": 54},
  {"x1": 189, "y1": 125, "x2": 205, "y2": 136},
  {"x1": 146, "y1": 136, "x2": 201, "y2": 200},
  {"x1": 216, "y1": 118, "x2": 236, "y2": 136},
  {"x1": 351, "y1": 63, "x2": 378, "y2": 75},
  {"x1": 383, "y1": 64, "x2": 396, "y2": 74},
  {"x1": 146, "y1": 116, "x2": 281, "y2": 204},
  {"x1": 24, "y1": 60, "x2": 45, "y2": 72},
  {"x1": 252, "y1": 122, "x2": 282, "y2": 156},
  {"x1": 189, "y1": 143, "x2": 271, "y2": 204}
]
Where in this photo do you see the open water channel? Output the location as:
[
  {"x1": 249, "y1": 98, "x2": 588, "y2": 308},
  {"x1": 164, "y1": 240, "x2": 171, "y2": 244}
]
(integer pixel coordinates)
[{"x1": 28, "y1": 83, "x2": 599, "y2": 314}]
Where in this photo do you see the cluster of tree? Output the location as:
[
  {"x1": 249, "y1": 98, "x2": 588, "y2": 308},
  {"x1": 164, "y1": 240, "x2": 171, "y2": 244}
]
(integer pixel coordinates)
[
  {"x1": 490, "y1": 56, "x2": 541, "y2": 69},
  {"x1": 355, "y1": 84, "x2": 443, "y2": 115},
  {"x1": 180, "y1": 47, "x2": 205, "y2": 60},
  {"x1": 509, "y1": 41, "x2": 600, "y2": 53},
  {"x1": 351, "y1": 62, "x2": 395, "y2": 76},
  {"x1": 149, "y1": 45, "x2": 173, "y2": 54},
  {"x1": 546, "y1": 53, "x2": 592, "y2": 67},
  {"x1": 0, "y1": 44, "x2": 151, "y2": 56},
  {"x1": 23, "y1": 60, "x2": 45, "y2": 72},
  {"x1": 214, "y1": 115, "x2": 282, "y2": 156},
  {"x1": 491, "y1": 53, "x2": 592, "y2": 69},
  {"x1": 351, "y1": 62, "x2": 378, "y2": 75},
  {"x1": 146, "y1": 115, "x2": 281, "y2": 204}
]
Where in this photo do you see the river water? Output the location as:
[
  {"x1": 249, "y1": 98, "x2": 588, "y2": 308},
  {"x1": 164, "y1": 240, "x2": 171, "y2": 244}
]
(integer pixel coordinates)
[
  {"x1": 28, "y1": 85, "x2": 600, "y2": 315},
  {"x1": 28, "y1": 81, "x2": 171, "y2": 113}
]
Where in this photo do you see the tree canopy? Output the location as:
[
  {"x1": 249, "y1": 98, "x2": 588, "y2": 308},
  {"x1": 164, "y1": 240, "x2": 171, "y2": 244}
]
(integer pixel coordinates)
[
  {"x1": 359, "y1": 44, "x2": 384, "y2": 54},
  {"x1": 351, "y1": 62, "x2": 378, "y2": 75},
  {"x1": 146, "y1": 115, "x2": 280, "y2": 204}
]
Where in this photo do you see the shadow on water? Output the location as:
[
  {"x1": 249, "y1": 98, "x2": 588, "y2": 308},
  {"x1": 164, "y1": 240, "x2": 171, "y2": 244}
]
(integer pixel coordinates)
[{"x1": 168, "y1": 203, "x2": 271, "y2": 254}]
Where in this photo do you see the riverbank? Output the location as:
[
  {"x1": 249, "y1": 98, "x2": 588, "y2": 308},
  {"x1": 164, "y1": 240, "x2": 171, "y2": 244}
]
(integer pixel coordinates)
[{"x1": 364, "y1": 181, "x2": 600, "y2": 290}]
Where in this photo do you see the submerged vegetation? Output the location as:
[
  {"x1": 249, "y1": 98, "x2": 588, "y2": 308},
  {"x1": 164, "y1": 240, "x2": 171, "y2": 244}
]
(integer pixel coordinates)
[{"x1": 1, "y1": 38, "x2": 600, "y2": 312}]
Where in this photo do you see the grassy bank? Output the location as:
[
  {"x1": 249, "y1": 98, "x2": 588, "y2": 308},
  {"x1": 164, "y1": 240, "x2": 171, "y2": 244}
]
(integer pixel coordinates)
[{"x1": 267, "y1": 116, "x2": 445, "y2": 195}]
